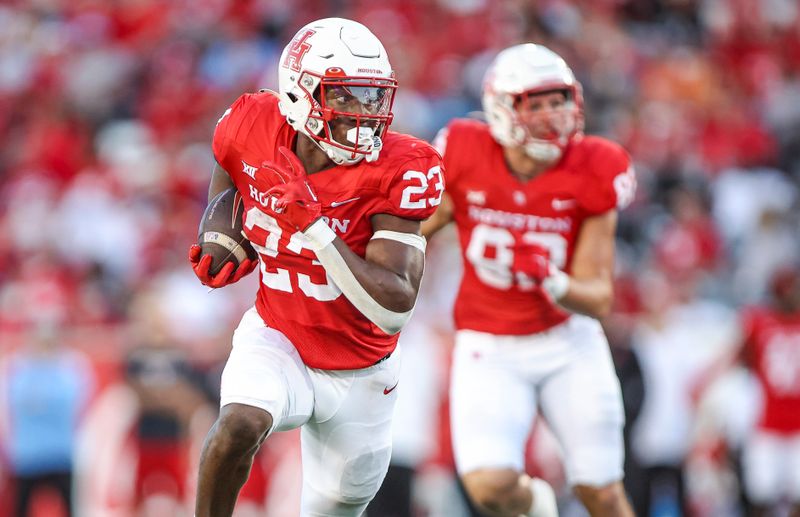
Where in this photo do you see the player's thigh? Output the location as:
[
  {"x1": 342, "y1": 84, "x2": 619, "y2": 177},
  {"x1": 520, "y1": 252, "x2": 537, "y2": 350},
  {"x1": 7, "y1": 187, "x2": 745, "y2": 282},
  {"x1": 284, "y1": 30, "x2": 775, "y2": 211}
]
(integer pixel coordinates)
[
  {"x1": 299, "y1": 349, "x2": 401, "y2": 516},
  {"x1": 743, "y1": 431, "x2": 786, "y2": 503},
  {"x1": 221, "y1": 307, "x2": 314, "y2": 433},
  {"x1": 450, "y1": 330, "x2": 537, "y2": 475},
  {"x1": 538, "y1": 316, "x2": 625, "y2": 487}
]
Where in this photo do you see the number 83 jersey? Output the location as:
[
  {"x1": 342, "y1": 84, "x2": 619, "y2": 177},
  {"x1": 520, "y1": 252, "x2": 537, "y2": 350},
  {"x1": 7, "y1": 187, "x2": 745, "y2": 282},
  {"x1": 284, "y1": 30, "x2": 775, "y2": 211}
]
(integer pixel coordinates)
[
  {"x1": 436, "y1": 118, "x2": 635, "y2": 335},
  {"x1": 213, "y1": 92, "x2": 444, "y2": 370}
]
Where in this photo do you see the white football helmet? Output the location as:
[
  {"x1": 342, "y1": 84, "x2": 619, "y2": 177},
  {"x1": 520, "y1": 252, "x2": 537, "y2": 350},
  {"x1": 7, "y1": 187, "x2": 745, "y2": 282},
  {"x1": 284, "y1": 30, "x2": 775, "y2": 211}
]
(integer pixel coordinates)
[
  {"x1": 277, "y1": 18, "x2": 397, "y2": 166},
  {"x1": 482, "y1": 44, "x2": 583, "y2": 162}
]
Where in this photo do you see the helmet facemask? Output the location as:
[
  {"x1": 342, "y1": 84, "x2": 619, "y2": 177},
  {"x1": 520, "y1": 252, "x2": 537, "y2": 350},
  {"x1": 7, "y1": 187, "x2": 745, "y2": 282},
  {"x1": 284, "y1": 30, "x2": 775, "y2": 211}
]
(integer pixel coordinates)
[{"x1": 303, "y1": 72, "x2": 396, "y2": 165}]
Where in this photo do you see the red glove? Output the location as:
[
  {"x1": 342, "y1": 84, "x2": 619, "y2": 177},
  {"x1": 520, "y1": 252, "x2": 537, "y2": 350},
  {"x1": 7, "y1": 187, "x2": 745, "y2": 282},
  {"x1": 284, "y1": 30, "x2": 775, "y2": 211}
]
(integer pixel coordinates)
[
  {"x1": 511, "y1": 239, "x2": 553, "y2": 283},
  {"x1": 188, "y1": 244, "x2": 257, "y2": 288},
  {"x1": 260, "y1": 146, "x2": 322, "y2": 231},
  {"x1": 511, "y1": 237, "x2": 571, "y2": 300}
]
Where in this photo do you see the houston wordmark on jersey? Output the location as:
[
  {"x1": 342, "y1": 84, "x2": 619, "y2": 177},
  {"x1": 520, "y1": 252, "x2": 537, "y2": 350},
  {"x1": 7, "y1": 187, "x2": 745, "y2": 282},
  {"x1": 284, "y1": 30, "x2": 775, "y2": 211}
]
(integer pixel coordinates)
[{"x1": 437, "y1": 118, "x2": 635, "y2": 335}]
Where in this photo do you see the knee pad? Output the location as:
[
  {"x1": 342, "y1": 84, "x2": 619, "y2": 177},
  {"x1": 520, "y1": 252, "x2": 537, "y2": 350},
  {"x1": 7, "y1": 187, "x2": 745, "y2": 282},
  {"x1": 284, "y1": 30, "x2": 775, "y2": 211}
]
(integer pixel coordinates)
[{"x1": 339, "y1": 446, "x2": 392, "y2": 504}]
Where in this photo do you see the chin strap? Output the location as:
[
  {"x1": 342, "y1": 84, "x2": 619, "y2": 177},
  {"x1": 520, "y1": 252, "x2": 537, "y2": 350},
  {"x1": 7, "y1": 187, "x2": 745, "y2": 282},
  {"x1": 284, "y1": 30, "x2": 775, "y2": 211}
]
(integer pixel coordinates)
[
  {"x1": 318, "y1": 135, "x2": 383, "y2": 166},
  {"x1": 523, "y1": 141, "x2": 563, "y2": 162},
  {"x1": 365, "y1": 136, "x2": 382, "y2": 162}
]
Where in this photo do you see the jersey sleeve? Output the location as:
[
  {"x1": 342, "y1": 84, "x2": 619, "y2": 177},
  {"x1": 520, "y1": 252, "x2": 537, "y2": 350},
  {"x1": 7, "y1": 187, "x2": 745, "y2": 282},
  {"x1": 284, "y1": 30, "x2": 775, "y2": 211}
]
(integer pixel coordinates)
[
  {"x1": 378, "y1": 147, "x2": 445, "y2": 221},
  {"x1": 433, "y1": 119, "x2": 477, "y2": 190},
  {"x1": 212, "y1": 93, "x2": 260, "y2": 171},
  {"x1": 432, "y1": 125, "x2": 457, "y2": 186},
  {"x1": 580, "y1": 140, "x2": 637, "y2": 215}
]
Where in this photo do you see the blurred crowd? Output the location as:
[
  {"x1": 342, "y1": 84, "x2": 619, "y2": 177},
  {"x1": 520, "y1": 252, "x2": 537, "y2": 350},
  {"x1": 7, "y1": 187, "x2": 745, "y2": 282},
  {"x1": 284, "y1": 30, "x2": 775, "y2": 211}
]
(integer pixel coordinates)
[{"x1": 1, "y1": 0, "x2": 800, "y2": 516}]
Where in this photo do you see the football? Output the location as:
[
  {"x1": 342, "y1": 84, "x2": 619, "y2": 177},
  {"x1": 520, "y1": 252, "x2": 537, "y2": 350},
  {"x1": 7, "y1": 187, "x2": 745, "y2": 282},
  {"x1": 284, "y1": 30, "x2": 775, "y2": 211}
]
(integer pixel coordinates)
[{"x1": 198, "y1": 187, "x2": 258, "y2": 276}]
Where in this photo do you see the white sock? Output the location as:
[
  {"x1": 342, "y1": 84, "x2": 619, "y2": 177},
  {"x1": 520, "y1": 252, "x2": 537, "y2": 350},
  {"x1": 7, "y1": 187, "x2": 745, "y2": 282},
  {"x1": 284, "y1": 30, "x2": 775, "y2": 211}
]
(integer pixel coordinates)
[{"x1": 520, "y1": 475, "x2": 559, "y2": 517}]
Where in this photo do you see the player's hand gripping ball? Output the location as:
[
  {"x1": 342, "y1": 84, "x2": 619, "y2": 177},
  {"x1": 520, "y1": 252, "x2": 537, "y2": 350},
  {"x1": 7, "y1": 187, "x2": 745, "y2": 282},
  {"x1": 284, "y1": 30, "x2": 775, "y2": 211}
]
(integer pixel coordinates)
[{"x1": 190, "y1": 188, "x2": 258, "y2": 288}]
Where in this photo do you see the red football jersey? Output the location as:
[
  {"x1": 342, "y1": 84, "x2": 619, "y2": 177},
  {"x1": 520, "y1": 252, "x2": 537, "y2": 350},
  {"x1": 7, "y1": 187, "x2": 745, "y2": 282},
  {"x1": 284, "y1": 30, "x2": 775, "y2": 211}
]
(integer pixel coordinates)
[
  {"x1": 213, "y1": 92, "x2": 443, "y2": 369},
  {"x1": 741, "y1": 307, "x2": 800, "y2": 432},
  {"x1": 436, "y1": 119, "x2": 635, "y2": 335}
]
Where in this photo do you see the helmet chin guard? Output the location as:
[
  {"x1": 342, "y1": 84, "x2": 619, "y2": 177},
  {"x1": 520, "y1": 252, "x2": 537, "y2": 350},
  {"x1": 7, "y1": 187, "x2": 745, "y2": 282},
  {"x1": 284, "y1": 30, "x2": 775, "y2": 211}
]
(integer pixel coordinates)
[
  {"x1": 276, "y1": 18, "x2": 397, "y2": 166},
  {"x1": 523, "y1": 140, "x2": 566, "y2": 163},
  {"x1": 482, "y1": 44, "x2": 583, "y2": 163}
]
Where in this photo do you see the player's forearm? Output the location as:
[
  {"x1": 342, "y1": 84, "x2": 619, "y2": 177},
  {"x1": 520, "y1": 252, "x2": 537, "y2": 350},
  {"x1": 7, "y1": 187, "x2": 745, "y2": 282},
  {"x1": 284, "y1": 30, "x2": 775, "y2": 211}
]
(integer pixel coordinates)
[
  {"x1": 559, "y1": 211, "x2": 617, "y2": 319},
  {"x1": 303, "y1": 220, "x2": 423, "y2": 334},
  {"x1": 330, "y1": 239, "x2": 421, "y2": 312},
  {"x1": 208, "y1": 163, "x2": 235, "y2": 202},
  {"x1": 557, "y1": 276, "x2": 613, "y2": 319}
]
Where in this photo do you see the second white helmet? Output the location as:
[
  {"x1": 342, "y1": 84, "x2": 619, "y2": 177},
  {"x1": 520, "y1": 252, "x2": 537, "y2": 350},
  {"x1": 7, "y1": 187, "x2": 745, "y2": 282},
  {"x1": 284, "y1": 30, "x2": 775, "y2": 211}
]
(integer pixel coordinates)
[
  {"x1": 482, "y1": 44, "x2": 583, "y2": 162},
  {"x1": 277, "y1": 18, "x2": 397, "y2": 166}
]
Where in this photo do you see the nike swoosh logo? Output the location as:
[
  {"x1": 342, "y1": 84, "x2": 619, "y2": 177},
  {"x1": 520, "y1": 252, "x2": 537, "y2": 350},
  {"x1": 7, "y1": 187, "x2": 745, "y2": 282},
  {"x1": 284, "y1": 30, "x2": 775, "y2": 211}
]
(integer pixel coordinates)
[
  {"x1": 330, "y1": 197, "x2": 361, "y2": 208},
  {"x1": 383, "y1": 381, "x2": 399, "y2": 395},
  {"x1": 551, "y1": 198, "x2": 576, "y2": 210}
]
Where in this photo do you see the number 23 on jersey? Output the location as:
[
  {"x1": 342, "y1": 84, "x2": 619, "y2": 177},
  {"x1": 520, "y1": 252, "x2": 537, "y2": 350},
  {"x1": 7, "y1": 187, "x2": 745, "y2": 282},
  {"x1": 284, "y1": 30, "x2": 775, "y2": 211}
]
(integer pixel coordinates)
[
  {"x1": 400, "y1": 166, "x2": 444, "y2": 209},
  {"x1": 243, "y1": 165, "x2": 443, "y2": 300}
]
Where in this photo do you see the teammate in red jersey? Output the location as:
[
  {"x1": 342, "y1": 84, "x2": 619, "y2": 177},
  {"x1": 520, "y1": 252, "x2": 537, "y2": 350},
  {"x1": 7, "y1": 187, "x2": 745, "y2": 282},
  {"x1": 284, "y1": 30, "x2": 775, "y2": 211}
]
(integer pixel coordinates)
[
  {"x1": 738, "y1": 266, "x2": 800, "y2": 516},
  {"x1": 188, "y1": 18, "x2": 443, "y2": 517},
  {"x1": 423, "y1": 44, "x2": 637, "y2": 517}
]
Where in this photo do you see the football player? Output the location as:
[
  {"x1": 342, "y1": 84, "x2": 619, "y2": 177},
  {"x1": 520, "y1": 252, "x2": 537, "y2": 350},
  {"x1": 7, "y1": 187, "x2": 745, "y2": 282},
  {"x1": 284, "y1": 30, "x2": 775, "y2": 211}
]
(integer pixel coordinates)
[
  {"x1": 737, "y1": 266, "x2": 800, "y2": 516},
  {"x1": 422, "y1": 44, "x2": 637, "y2": 517},
  {"x1": 188, "y1": 18, "x2": 443, "y2": 517}
]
